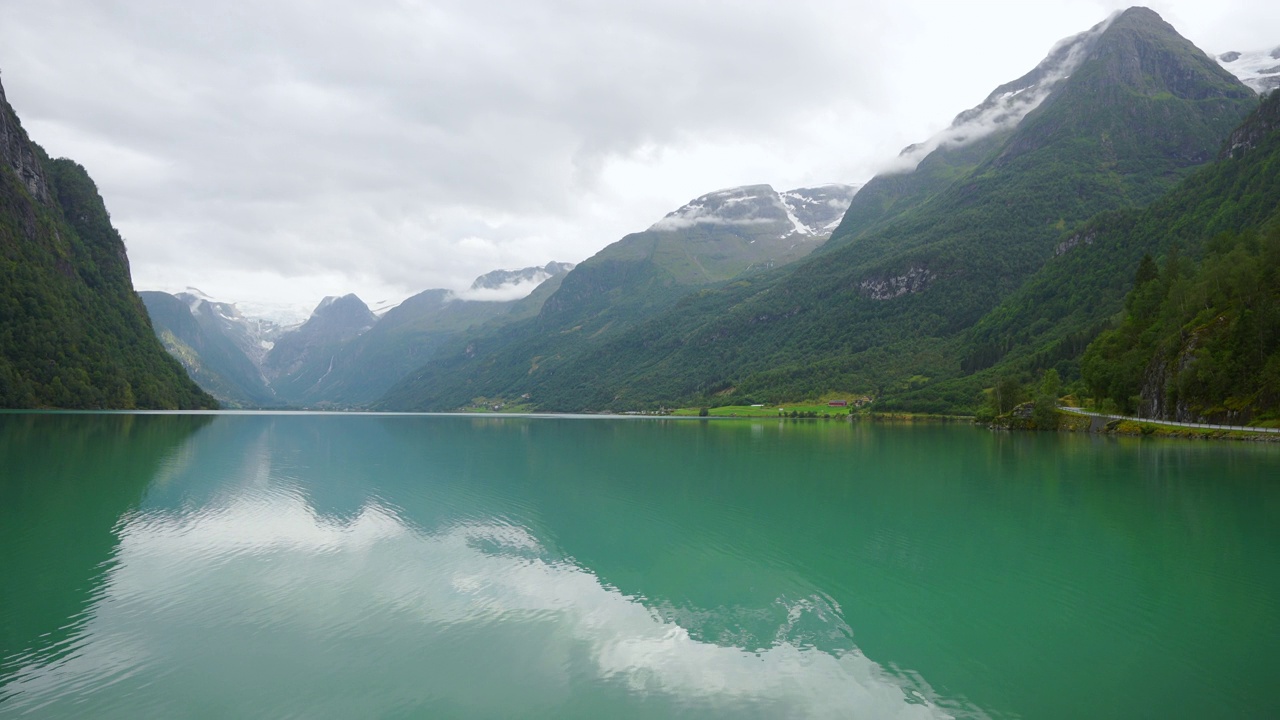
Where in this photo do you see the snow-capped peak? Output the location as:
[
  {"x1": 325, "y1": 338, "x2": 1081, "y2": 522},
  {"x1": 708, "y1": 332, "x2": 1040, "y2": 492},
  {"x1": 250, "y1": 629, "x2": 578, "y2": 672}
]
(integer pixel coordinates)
[
  {"x1": 649, "y1": 184, "x2": 859, "y2": 242},
  {"x1": 649, "y1": 185, "x2": 778, "y2": 232}
]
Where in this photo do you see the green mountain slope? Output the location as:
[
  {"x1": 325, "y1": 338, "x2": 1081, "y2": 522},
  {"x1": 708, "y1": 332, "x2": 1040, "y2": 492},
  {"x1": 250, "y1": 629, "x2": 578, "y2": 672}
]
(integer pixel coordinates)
[
  {"x1": 376, "y1": 185, "x2": 858, "y2": 411},
  {"x1": 1078, "y1": 90, "x2": 1280, "y2": 423},
  {"x1": 822, "y1": 18, "x2": 1125, "y2": 251},
  {"x1": 0, "y1": 77, "x2": 216, "y2": 409},
  {"x1": 380, "y1": 7, "x2": 1256, "y2": 413}
]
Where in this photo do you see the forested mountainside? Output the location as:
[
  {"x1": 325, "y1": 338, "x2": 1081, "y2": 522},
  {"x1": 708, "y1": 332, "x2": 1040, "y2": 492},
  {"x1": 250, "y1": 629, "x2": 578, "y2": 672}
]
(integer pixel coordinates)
[
  {"x1": 0, "y1": 76, "x2": 216, "y2": 409},
  {"x1": 374, "y1": 184, "x2": 859, "y2": 411},
  {"x1": 380, "y1": 7, "x2": 1258, "y2": 413},
  {"x1": 1080, "y1": 89, "x2": 1280, "y2": 424}
]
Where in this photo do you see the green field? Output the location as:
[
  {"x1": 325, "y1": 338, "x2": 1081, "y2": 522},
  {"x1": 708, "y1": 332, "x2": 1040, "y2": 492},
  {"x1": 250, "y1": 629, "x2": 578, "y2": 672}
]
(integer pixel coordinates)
[{"x1": 672, "y1": 403, "x2": 854, "y2": 418}]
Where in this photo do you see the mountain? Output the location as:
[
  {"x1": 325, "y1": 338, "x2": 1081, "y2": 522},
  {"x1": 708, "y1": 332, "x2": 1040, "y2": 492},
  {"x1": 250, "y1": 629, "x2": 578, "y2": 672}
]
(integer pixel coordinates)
[
  {"x1": 275, "y1": 262, "x2": 577, "y2": 407},
  {"x1": 824, "y1": 17, "x2": 1116, "y2": 252},
  {"x1": 139, "y1": 291, "x2": 279, "y2": 407},
  {"x1": 379, "y1": 7, "x2": 1258, "y2": 413},
  {"x1": 0, "y1": 75, "x2": 216, "y2": 409},
  {"x1": 375, "y1": 183, "x2": 859, "y2": 411},
  {"x1": 141, "y1": 263, "x2": 574, "y2": 408},
  {"x1": 262, "y1": 294, "x2": 378, "y2": 402},
  {"x1": 1078, "y1": 89, "x2": 1280, "y2": 423},
  {"x1": 1217, "y1": 46, "x2": 1280, "y2": 94},
  {"x1": 468, "y1": 262, "x2": 576, "y2": 295},
  {"x1": 649, "y1": 184, "x2": 858, "y2": 261}
]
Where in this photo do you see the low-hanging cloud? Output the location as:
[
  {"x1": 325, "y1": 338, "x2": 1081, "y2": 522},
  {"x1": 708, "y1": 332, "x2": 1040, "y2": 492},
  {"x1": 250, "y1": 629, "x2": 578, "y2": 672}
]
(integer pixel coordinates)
[
  {"x1": 451, "y1": 276, "x2": 551, "y2": 303},
  {"x1": 878, "y1": 11, "x2": 1119, "y2": 175}
]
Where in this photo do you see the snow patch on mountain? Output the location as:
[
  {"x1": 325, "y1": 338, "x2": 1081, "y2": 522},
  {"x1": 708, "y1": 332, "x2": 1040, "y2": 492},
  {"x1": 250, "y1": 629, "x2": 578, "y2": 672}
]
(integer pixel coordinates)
[
  {"x1": 778, "y1": 185, "x2": 861, "y2": 239},
  {"x1": 650, "y1": 185, "x2": 782, "y2": 232},
  {"x1": 1216, "y1": 47, "x2": 1280, "y2": 94},
  {"x1": 369, "y1": 299, "x2": 403, "y2": 317},
  {"x1": 650, "y1": 184, "x2": 859, "y2": 242},
  {"x1": 171, "y1": 290, "x2": 289, "y2": 362},
  {"x1": 882, "y1": 12, "x2": 1119, "y2": 174}
]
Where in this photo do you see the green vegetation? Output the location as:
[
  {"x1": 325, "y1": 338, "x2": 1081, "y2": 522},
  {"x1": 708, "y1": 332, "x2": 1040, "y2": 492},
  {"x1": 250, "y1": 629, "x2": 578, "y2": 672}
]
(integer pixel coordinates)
[
  {"x1": 378, "y1": 9, "x2": 1258, "y2": 416},
  {"x1": 0, "y1": 80, "x2": 216, "y2": 409},
  {"x1": 1071, "y1": 89, "x2": 1280, "y2": 424},
  {"x1": 670, "y1": 403, "x2": 853, "y2": 418},
  {"x1": 1082, "y1": 227, "x2": 1280, "y2": 423}
]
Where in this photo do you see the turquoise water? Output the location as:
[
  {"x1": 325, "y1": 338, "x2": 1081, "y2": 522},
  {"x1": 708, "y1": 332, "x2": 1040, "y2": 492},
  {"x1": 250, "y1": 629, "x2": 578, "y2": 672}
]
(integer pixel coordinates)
[{"x1": 2, "y1": 413, "x2": 1278, "y2": 718}]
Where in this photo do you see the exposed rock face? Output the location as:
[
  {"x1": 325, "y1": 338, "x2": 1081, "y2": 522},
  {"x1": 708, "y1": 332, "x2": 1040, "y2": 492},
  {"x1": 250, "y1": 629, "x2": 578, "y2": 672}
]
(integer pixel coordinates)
[
  {"x1": 1140, "y1": 332, "x2": 1196, "y2": 421},
  {"x1": 1139, "y1": 316, "x2": 1254, "y2": 425},
  {"x1": 1053, "y1": 230, "x2": 1098, "y2": 257},
  {"x1": 858, "y1": 267, "x2": 937, "y2": 300},
  {"x1": 1221, "y1": 88, "x2": 1280, "y2": 158},
  {"x1": 0, "y1": 80, "x2": 49, "y2": 204}
]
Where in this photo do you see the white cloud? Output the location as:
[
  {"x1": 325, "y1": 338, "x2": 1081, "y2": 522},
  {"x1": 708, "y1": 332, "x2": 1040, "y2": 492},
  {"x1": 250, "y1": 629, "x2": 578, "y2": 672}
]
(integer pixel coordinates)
[
  {"x1": 879, "y1": 12, "x2": 1119, "y2": 174},
  {"x1": 0, "y1": 0, "x2": 1274, "y2": 311},
  {"x1": 452, "y1": 276, "x2": 550, "y2": 302}
]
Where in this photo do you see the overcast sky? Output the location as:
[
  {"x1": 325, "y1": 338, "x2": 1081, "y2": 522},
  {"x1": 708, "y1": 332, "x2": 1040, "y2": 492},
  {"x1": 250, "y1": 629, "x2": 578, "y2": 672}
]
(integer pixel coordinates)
[{"x1": 2, "y1": 1, "x2": 1277, "y2": 320}]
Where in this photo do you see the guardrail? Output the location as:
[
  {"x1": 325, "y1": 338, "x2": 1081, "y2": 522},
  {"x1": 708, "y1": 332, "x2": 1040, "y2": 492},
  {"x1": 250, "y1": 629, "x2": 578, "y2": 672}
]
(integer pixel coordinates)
[{"x1": 1057, "y1": 407, "x2": 1280, "y2": 434}]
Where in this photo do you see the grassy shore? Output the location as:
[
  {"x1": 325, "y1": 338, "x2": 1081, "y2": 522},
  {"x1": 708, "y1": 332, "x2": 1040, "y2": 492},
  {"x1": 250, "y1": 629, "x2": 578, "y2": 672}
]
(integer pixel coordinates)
[
  {"x1": 670, "y1": 405, "x2": 975, "y2": 422},
  {"x1": 671, "y1": 404, "x2": 850, "y2": 418}
]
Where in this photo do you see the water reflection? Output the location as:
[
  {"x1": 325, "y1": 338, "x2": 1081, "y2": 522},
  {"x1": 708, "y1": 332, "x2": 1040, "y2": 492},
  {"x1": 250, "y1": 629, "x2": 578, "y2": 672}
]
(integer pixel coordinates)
[
  {"x1": 3, "y1": 413, "x2": 1277, "y2": 719},
  {"x1": 0, "y1": 413, "x2": 211, "y2": 669},
  {"x1": 1, "y1": 415, "x2": 964, "y2": 719}
]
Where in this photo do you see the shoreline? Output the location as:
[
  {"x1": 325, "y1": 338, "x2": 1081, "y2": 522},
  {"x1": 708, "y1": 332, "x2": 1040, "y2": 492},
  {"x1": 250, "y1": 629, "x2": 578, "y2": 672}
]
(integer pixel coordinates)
[{"x1": 992, "y1": 409, "x2": 1280, "y2": 443}]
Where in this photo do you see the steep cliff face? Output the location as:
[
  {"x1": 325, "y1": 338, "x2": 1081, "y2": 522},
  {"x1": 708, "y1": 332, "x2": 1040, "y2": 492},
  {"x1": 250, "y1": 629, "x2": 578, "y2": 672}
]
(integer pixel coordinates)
[
  {"x1": 1221, "y1": 87, "x2": 1280, "y2": 158},
  {"x1": 0, "y1": 80, "x2": 49, "y2": 205},
  {"x1": 1139, "y1": 327, "x2": 1205, "y2": 423},
  {"x1": 0, "y1": 74, "x2": 215, "y2": 409}
]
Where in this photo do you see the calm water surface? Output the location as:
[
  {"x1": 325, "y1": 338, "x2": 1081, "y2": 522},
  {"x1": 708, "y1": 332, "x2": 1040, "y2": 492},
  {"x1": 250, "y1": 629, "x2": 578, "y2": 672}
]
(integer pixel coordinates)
[{"x1": 1, "y1": 413, "x2": 1277, "y2": 718}]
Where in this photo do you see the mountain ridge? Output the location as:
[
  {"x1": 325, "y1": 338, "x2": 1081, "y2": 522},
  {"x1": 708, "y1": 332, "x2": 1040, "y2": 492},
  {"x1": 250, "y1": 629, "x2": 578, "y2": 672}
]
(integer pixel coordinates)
[{"x1": 378, "y1": 6, "x2": 1259, "y2": 413}]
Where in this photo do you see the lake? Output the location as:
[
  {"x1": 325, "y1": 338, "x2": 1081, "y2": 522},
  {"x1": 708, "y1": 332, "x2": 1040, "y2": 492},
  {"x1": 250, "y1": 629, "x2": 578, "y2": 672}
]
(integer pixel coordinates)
[{"x1": 2, "y1": 412, "x2": 1277, "y2": 718}]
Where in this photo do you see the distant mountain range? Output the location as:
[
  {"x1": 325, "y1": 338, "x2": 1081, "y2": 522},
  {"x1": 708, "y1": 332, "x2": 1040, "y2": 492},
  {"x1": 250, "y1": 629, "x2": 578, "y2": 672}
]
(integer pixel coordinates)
[
  {"x1": 141, "y1": 263, "x2": 577, "y2": 407},
  {"x1": 143, "y1": 181, "x2": 860, "y2": 409}
]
